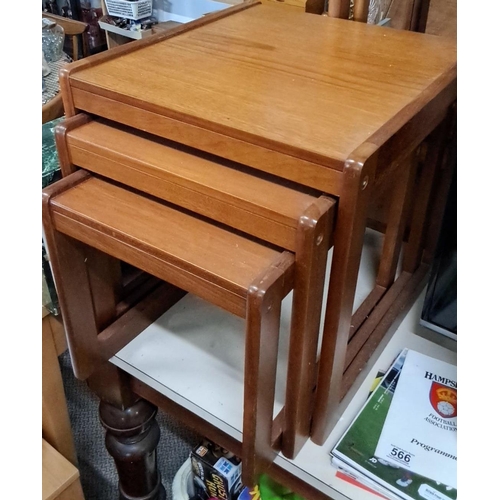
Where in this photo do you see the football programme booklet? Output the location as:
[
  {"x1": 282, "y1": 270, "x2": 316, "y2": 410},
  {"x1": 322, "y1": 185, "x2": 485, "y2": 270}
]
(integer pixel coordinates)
[
  {"x1": 331, "y1": 349, "x2": 457, "y2": 500},
  {"x1": 374, "y1": 350, "x2": 457, "y2": 488}
]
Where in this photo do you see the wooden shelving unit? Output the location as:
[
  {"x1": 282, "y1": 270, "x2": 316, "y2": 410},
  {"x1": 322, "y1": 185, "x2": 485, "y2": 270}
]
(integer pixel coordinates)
[{"x1": 99, "y1": 0, "x2": 247, "y2": 48}]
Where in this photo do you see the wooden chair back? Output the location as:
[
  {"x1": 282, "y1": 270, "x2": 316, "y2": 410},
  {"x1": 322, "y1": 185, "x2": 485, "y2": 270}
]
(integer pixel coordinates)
[
  {"x1": 42, "y1": 12, "x2": 89, "y2": 61},
  {"x1": 326, "y1": 0, "x2": 431, "y2": 32},
  {"x1": 42, "y1": 13, "x2": 90, "y2": 124},
  {"x1": 326, "y1": 0, "x2": 367, "y2": 21}
]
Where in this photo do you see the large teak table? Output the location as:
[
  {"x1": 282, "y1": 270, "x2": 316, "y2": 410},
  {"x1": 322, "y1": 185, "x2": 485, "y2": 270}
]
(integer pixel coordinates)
[{"x1": 46, "y1": 1, "x2": 457, "y2": 498}]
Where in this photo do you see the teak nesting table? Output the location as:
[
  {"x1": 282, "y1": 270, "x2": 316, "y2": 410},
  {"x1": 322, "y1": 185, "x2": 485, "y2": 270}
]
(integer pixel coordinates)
[{"x1": 42, "y1": 1, "x2": 457, "y2": 498}]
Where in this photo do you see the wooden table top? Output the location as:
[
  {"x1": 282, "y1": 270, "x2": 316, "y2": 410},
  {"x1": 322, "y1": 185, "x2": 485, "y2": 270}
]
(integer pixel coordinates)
[{"x1": 65, "y1": 1, "x2": 456, "y2": 168}]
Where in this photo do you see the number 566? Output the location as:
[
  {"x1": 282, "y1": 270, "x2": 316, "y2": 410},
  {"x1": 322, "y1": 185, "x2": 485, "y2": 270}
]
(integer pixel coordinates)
[{"x1": 391, "y1": 448, "x2": 411, "y2": 463}]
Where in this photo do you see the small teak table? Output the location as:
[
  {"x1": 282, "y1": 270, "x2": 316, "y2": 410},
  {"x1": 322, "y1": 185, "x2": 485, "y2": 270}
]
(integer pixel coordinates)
[{"x1": 43, "y1": 1, "x2": 456, "y2": 498}]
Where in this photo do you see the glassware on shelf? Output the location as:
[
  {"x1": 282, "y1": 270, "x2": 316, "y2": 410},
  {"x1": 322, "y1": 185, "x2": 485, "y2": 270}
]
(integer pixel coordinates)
[{"x1": 42, "y1": 18, "x2": 65, "y2": 63}]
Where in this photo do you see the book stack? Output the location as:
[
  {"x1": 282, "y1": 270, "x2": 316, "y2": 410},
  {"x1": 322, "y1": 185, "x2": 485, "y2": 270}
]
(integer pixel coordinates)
[{"x1": 330, "y1": 349, "x2": 457, "y2": 500}]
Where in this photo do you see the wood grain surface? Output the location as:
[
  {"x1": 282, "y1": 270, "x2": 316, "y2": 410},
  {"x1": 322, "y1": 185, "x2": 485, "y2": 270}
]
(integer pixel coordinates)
[
  {"x1": 65, "y1": 2, "x2": 456, "y2": 166},
  {"x1": 49, "y1": 176, "x2": 284, "y2": 304},
  {"x1": 42, "y1": 439, "x2": 83, "y2": 500},
  {"x1": 64, "y1": 118, "x2": 319, "y2": 250}
]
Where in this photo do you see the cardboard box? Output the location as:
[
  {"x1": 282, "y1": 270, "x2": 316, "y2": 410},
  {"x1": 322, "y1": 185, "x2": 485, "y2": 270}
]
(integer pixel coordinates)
[{"x1": 190, "y1": 441, "x2": 243, "y2": 500}]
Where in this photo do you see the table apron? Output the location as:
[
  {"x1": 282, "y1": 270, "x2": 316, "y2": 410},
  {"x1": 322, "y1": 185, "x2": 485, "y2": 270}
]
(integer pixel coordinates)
[{"x1": 70, "y1": 88, "x2": 346, "y2": 195}]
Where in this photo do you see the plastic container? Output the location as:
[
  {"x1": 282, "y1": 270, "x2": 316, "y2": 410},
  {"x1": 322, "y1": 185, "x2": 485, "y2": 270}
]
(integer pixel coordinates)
[
  {"x1": 104, "y1": 0, "x2": 153, "y2": 20},
  {"x1": 172, "y1": 458, "x2": 194, "y2": 500}
]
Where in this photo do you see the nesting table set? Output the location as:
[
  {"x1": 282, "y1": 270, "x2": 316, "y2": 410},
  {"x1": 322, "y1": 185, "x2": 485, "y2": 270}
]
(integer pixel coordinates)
[{"x1": 42, "y1": 2, "x2": 457, "y2": 499}]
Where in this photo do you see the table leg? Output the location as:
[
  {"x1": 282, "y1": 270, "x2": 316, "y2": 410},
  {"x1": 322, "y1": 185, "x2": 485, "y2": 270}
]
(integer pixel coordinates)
[
  {"x1": 243, "y1": 252, "x2": 294, "y2": 486},
  {"x1": 310, "y1": 150, "x2": 376, "y2": 445},
  {"x1": 89, "y1": 364, "x2": 166, "y2": 500},
  {"x1": 403, "y1": 120, "x2": 448, "y2": 274},
  {"x1": 340, "y1": 150, "x2": 417, "y2": 364},
  {"x1": 311, "y1": 114, "x2": 453, "y2": 444},
  {"x1": 376, "y1": 152, "x2": 418, "y2": 289},
  {"x1": 282, "y1": 197, "x2": 334, "y2": 459}
]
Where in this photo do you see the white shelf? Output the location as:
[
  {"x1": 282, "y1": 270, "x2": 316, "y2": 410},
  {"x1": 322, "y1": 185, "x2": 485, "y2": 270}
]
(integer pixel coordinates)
[
  {"x1": 152, "y1": 0, "x2": 234, "y2": 24},
  {"x1": 98, "y1": 20, "x2": 153, "y2": 40},
  {"x1": 110, "y1": 228, "x2": 456, "y2": 499},
  {"x1": 273, "y1": 294, "x2": 456, "y2": 500},
  {"x1": 100, "y1": 0, "x2": 238, "y2": 41}
]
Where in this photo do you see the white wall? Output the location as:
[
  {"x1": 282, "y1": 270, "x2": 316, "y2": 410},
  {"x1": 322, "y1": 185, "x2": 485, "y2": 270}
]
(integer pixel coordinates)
[{"x1": 152, "y1": 0, "x2": 232, "y2": 23}]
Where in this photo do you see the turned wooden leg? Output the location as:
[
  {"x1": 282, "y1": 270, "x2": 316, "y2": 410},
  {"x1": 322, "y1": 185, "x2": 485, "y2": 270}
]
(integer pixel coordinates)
[
  {"x1": 87, "y1": 363, "x2": 166, "y2": 500},
  {"x1": 99, "y1": 399, "x2": 166, "y2": 500}
]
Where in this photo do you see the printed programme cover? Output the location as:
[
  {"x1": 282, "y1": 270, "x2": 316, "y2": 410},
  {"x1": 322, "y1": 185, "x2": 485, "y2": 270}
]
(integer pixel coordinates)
[
  {"x1": 374, "y1": 350, "x2": 457, "y2": 489},
  {"x1": 331, "y1": 349, "x2": 457, "y2": 500}
]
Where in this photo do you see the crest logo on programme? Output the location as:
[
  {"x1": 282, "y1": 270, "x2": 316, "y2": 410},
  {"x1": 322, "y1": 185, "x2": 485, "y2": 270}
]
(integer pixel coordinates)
[{"x1": 429, "y1": 382, "x2": 457, "y2": 418}]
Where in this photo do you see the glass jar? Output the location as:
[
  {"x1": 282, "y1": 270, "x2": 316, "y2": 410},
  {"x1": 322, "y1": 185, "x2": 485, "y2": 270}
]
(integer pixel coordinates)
[{"x1": 42, "y1": 18, "x2": 65, "y2": 63}]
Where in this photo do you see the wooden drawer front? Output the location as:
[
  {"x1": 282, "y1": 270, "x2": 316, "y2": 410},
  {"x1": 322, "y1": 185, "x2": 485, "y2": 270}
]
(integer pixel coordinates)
[{"x1": 63, "y1": 90, "x2": 345, "y2": 194}]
